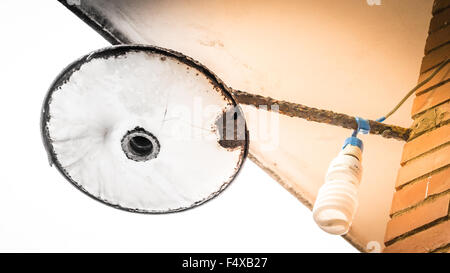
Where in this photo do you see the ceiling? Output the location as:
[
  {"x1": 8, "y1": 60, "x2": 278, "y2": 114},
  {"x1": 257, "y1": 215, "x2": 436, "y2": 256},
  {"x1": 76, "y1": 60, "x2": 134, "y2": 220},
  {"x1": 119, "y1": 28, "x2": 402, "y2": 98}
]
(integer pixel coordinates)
[{"x1": 62, "y1": 0, "x2": 434, "y2": 251}]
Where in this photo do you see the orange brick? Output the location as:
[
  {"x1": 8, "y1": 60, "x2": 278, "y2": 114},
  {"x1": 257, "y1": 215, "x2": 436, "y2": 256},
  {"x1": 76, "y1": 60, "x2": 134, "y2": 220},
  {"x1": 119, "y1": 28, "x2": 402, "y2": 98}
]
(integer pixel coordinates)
[
  {"x1": 401, "y1": 124, "x2": 450, "y2": 164},
  {"x1": 412, "y1": 83, "x2": 450, "y2": 116},
  {"x1": 429, "y1": 7, "x2": 450, "y2": 33},
  {"x1": 384, "y1": 220, "x2": 450, "y2": 253},
  {"x1": 396, "y1": 145, "x2": 450, "y2": 187},
  {"x1": 433, "y1": 0, "x2": 450, "y2": 15},
  {"x1": 420, "y1": 43, "x2": 450, "y2": 74},
  {"x1": 391, "y1": 168, "x2": 450, "y2": 214},
  {"x1": 384, "y1": 194, "x2": 450, "y2": 244},
  {"x1": 416, "y1": 65, "x2": 449, "y2": 94},
  {"x1": 425, "y1": 26, "x2": 450, "y2": 54},
  {"x1": 428, "y1": 169, "x2": 450, "y2": 193}
]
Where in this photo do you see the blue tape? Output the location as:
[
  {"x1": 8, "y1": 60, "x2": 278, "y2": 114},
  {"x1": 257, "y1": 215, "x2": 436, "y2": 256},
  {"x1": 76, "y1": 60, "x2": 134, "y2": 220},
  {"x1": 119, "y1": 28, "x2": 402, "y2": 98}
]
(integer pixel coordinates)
[
  {"x1": 355, "y1": 116, "x2": 370, "y2": 135},
  {"x1": 345, "y1": 116, "x2": 368, "y2": 150},
  {"x1": 376, "y1": 116, "x2": 386, "y2": 123},
  {"x1": 342, "y1": 136, "x2": 363, "y2": 151}
]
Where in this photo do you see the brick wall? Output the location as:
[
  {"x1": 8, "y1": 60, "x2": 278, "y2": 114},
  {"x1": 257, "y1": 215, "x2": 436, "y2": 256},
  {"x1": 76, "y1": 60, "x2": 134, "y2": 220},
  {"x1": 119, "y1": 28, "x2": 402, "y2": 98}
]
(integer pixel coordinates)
[{"x1": 383, "y1": 0, "x2": 450, "y2": 253}]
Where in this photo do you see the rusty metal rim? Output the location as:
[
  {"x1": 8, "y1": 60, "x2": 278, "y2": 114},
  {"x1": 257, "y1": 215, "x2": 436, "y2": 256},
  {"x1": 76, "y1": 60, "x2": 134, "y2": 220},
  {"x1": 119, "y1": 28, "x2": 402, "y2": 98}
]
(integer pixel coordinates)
[{"x1": 41, "y1": 44, "x2": 249, "y2": 214}]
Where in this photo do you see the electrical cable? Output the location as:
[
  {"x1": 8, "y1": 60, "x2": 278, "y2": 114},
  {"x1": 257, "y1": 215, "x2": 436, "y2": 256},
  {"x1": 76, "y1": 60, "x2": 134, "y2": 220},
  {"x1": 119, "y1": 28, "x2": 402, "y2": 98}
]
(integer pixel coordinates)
[{"x1": 377, "y1": 58, "x2": 449, "y2": 122}]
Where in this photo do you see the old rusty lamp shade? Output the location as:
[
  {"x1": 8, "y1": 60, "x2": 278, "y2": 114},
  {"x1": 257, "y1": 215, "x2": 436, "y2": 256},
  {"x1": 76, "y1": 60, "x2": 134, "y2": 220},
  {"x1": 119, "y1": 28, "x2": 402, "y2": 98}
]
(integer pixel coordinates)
[{"x1": 41, "y1": 45, "x2": 248, "y2": 213}]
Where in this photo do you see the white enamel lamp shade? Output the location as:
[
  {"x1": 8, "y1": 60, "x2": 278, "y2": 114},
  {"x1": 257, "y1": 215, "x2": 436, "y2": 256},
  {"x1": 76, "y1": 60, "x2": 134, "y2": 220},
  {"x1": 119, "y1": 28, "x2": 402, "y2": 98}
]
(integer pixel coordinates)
[{"x1": 41, "y1": 45, "x2": 248, "y2": 213}]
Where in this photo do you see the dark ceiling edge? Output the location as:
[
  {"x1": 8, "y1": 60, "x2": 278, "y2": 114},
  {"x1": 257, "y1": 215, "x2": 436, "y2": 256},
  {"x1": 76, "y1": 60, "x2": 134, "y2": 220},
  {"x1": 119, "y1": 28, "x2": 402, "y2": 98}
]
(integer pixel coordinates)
[{"x1": 58, "y1": 0, "x2": 130, "y2": 45}]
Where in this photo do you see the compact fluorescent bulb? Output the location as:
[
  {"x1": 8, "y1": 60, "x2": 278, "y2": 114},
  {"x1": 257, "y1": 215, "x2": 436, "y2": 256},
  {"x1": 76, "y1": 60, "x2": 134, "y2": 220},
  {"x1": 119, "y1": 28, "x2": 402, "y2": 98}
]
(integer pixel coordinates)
[{"x1": 312, "y1": 137, "x2": 363, "y2": 235}]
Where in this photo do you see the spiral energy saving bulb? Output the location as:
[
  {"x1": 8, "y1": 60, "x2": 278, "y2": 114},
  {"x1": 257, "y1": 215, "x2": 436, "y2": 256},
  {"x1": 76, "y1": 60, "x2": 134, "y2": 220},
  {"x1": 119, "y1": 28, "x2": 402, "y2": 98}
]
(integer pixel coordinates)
[{"x1": 312, "y1": 137, "x2": 363, "y2": 235}]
